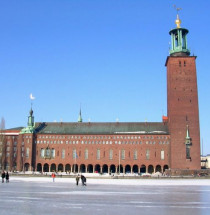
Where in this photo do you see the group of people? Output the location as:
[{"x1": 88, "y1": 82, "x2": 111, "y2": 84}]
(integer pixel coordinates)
[
  {"x1": 1, "y1": 171, "x2": 9, "y2": 183},
  {"x1": 51, "y1": 172, "x2": 87, "y2": 185},
  {"x1": 76, "y1": 174, "x2": 87, "y2": 186}
]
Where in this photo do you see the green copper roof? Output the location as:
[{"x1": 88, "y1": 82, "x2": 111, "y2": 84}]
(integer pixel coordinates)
[
  {"x1": 34, "y1": 122, "x2": 169, "y2": 135},
  {"x1": 4, "y1": 127, "x2": 24, "y2": 131},
  {"x1": 20, "y1": 107, "x2": 35, "y2": 134},
  {"x1": 78, "y1": 108, "x2": 82, "y2": 123},
  {"x1": 169, "y1": 27, "x2": 190, "y2": 56}
]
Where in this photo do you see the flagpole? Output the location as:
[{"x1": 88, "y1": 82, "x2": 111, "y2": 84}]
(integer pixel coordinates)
[
  {"x1": 74, "y1": 149, "x2": 76, "y2": 173},
  {"x1": 119, "y1": 150, "x2": 120, "y2": 174}
]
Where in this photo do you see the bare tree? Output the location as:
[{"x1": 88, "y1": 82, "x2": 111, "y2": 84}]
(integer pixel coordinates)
[
  {"x1": 0, "y1": 117, "x2": 5, "y2": 130},
  {"x1": 0, "y1": 117, "x2": 6, "y2": 170}
]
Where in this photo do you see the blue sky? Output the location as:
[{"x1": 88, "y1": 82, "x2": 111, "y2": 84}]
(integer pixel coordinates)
[{"x1": 0, "y1": 1, "x2": 210, "y2": 154}]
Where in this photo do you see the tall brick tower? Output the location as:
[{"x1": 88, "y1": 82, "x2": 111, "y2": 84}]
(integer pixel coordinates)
[{"x1": 166, "y1": 13, "x2": 200, "y2": 170}]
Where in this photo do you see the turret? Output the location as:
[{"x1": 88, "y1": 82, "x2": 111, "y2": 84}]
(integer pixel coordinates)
[
  {"x1": 20, "y1": 107, "x2": 35, "y2": 134},
  {"x1": 169, "y1": 13, "x2": 190, "y2": 56}
]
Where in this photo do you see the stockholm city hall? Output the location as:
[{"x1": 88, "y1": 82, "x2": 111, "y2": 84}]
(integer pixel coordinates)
[{"x1": 0, "y1": 13, "x2": 201, "y2": 175}]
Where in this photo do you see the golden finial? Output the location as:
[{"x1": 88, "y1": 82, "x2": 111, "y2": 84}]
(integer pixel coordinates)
[{"x1": 173, "y1": 5, "x2": 182, "y2": 28}]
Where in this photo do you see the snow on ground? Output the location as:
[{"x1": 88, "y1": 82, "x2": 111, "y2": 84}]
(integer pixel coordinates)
[{"x1": 10, "y1": 176, "x2": 210, "y2": 186}]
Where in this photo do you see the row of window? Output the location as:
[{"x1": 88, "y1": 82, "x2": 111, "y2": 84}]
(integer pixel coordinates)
[
  {"x1": 36, "y1": 140, "x2": 170, "y2": 145},
  {"x1": 39, "y1": 148, "x2": 165, "y2": 161},
  {"x1": 36, "y1": 135, "x2": 169, "y2": 140},
  {"x1": 3, "y1": 147, "x2": 30, "y2": 158}
]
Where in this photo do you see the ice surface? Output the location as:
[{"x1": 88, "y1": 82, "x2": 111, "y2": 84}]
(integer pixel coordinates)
[{"x1": 0, "y1": 176, "x2": 210, "y2": 215}]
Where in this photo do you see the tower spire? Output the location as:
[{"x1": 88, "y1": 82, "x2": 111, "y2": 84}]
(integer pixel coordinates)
[
  {"x1": 78, "y1": 106, "x2": 83, "y2": 123},
  {"x1": 173, "y1": 5, "x2": 182, "y2": 28}
]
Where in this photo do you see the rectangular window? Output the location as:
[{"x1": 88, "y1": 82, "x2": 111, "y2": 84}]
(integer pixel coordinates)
[
  {"x1": 121, "y1": 149, "x2": 125, "y2": 160},
  {"x1": 62, "y1": 149, "x2": 65, "y2": 159},
  {"x1": 186, "y1": 146, "x2": 191, "y2": 159},
  {"x1": 73, "y1": 149, "x2": 77, "y2": 159},
  {"x1": 6, "y1": 147, "x2": 10, "y2": 152},
  {"x1": 97, "y1": 149, "x2": 100, "y2": 160},
  {"x1": 41, "y1": 148, "x2": 45, "y2": 158},
  {"x1": 161, "y1": 150, "x2": 164, "y2": 160},
  {"x1": 109, "y1": 149, "x2": 113, "y2": 160},
  {"x1": 45, "y1": 148, "x2": 51, "y2": 158},
  {"x1": 146, "y1": 149, "x2": 150, "y2": 160},
  {"x1": 26, "y1": 148, "x2": 29, "y2": 158},
  {"x1": 85, "y1": 149, "x2": 88, "y2": 160},
  {"x1": 134, "y1": 150, "x2": 137, "y2": 160},
  {"x1": 51, "y1": 149, "x2": 55, "y2": 158}
]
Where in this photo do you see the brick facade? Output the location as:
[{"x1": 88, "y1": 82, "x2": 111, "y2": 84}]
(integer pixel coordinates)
[
  {"x1": 1, "y1": 130, "x2": 170, "y2": 174},
  {"x1": 166, "y1": 56, "x2": 200, "y2": 169}
]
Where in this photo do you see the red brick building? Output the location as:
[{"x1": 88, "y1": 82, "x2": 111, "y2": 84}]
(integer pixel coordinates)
[{"x1": 0, "y1": 15, "x2": 200, "y2": 174}]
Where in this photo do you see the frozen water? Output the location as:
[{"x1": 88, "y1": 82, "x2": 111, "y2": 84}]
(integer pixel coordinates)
[{"x1": 0, "y1": 177, "x2": 210, "y2": 215}]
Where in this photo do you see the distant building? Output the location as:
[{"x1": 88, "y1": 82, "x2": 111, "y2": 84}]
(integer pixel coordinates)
[
  {"x1": 0, "y1": 14, "x2": 201, "y2": 174},
  {"x1": 201, "y1": 155, "x2": 210, "y2": 169}
]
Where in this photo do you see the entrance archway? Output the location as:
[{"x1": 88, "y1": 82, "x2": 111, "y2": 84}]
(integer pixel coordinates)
[
  {"x1": 37, "y1": 163, "x2": 42, "y2": 172},
  {"x1": 110, "y1": 164, "x2": 116, "y2": 174},
  {"x1": 72, "y1": 164, "x2": 78, "y2": 173},
  {"x1": 163, "y1": 165, "x2": 169, "y2": 172},
  {"x1": 148, "y1": 165, "x2": 154, "y2": 174},
  {"x1": 102, "y1": 164, "x2": 108, "y2": 173},
  {"x1": 80, "y1": 164, "x2": 86, "y2": 173},
  {"x1": 133, "y1": 165, "x2": 138, "y2": 173},
  {"x1": 117, "y1": 165, "x2": 123, "y2": 173},
  {"x1": 43, "y1": 163, "x2": 49, "y2": 172},
  {"x1": 51, "y1": 163, "x2": 56, "y2": 172},
  {"x1": 156, "y1": 165, "x2": 161, "y2": 173},
  {"x1": 125, "y1": 165, "x2": 131, "y2": 173},
  {"x1": 24, "y1": 163, "x2": 30, "y2": 171},
  {"x1": 140, "y1": 164, "x2": 146, "y2": 173},
  {"x1": 58, "y1": 164, "x2": 63, "y2": 172},
  {"x1": 65, "y1": 164, "x2": 71, "y2": 172},
  {"x1": 95, "y1": 164, "x2": 100, "y2": 173},
  {"x1": 87, "y1": 164, "x2": 93, "y2": 173}
]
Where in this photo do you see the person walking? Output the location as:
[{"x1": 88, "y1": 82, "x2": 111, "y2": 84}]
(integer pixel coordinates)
[
  {"x1": 76, "y1": 174, "x2": 80, "y2": 186},
  {"x1": 6, "y1": 172, "x2": 9, "y2": 183},
  {"x1": 83, "y1": 176, "x2": 87, "y2": 186},
  {"x1": 81, "y1": 175, "x2": 84, "y2": 186},
  {"x1": 1, "y1": 171, "x2": 5, "y2": 183},
  {"x1": 81, "y1": 175, "x2": 86, "y2": 186},
  {"x1": 51, "y1": 172, "x2": 56, "y2": 182}
]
